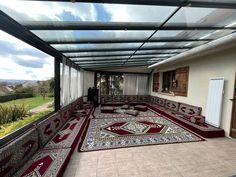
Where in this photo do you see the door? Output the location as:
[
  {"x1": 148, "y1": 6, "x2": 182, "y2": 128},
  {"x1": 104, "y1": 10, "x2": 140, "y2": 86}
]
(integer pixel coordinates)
[{"x1": 230, "y1": 73, "x2": 236, "y2": 138}]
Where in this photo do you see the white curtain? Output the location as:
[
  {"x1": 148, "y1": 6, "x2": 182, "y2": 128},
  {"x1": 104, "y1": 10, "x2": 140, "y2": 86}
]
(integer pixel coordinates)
[
  {"x1": 61, "y1": 58, "x2": 70, "y2": 106},
  {"x1": 61, "y1": 57, "x2": 84, "y2": 106},
  {"x1": 123, "y1": 74, "x2": 149, "y2": 95},
  {"x1": 70, "y1": 68, "x2": 78, "y2": 101},
  {"x1": 137, "y1": 75, "x2": 148, "y2": 95},
  {"x1": 123, "y1": 74, "x2": 137, "y2": 95},
  {"x1": 78, "y1": 69, "x2": 83, "y2": 97}
]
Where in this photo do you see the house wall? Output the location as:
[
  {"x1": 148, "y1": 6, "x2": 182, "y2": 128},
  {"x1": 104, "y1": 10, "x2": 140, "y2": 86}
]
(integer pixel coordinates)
[
  {"x1": 83, "y1": 70, "x2": 95, "y2": 98},
  {"x1": 150, "y1": 47, "x2": 236, "y2": 137}
]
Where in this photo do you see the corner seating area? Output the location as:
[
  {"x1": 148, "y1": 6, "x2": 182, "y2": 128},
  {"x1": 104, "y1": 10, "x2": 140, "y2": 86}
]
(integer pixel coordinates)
[
  {"x1": 0, "y1": 97, "x2": 94, "y2": 177},
  {"x1": 101, "y1": 95, "x2": 225, "y2": 138}
]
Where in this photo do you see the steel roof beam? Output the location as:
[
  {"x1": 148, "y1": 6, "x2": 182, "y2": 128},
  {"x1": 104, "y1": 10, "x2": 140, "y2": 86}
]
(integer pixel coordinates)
[
  {"x1": 24, "y1": 21, "x2": 236, "y2": 30},
  {"x1": 72, "y1": 56, "x2": 167, "y2": 62},
  {"x1": 47, "y1": 38, "x2": 210, "y2": 44},
  {"x1": 23, "y1": 0, "x2": 236, "y2": 9},
  {"x1": 66, "y1": 52, "x2": 178, "y2": 58}
]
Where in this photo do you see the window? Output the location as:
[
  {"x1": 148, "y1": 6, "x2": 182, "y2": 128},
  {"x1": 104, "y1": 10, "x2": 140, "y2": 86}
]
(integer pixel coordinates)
[
  {"x1": 162, "y1": 70, "x2": 176, "y2": 93},
  {"x1": 0, "y1": 30, "x2": 55, "y2": 139},
  {"x1": 97, "y1": 73, "x2": 124, "y2": 96},
  {"x1": 161, "y1": 66, "x2": 189, "y2": 96}
]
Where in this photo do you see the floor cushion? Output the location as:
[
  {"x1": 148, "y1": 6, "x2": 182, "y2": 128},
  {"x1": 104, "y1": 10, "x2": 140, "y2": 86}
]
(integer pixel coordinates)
[
  {"x1": 190, "y1": 115, "x2": 205, "y2": 124},
  {"x1": 121, "y1": 104, "x2": 130, "y2": 109},
  {"x1": 0, "y1": 128, "x2": 39, "y2": 177},
  {"x1": 134, "y1": 105, "x2": 148, "y2": 111},
  {"x1": 101, "y1": 106, "x2": 115, "y2": 113},
  {"x1": 13, "y1": 148, "x2": 70, "y2": 177},
  {"x1": 125, "y1": 110, "x2": 139, "y2": 116}
]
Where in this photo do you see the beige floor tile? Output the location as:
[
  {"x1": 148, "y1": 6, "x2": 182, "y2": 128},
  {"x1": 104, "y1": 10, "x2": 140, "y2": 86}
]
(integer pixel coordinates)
[{"x1": 63, "y1": 137, "x2": 236, "y2": 177}]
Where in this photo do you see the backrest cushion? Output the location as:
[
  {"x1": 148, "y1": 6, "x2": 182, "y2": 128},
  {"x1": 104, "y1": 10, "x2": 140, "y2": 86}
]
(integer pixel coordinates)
[
  {"x1": 165, "y1": 100, "x2": 179, "y2": 112},
  {"x1": 60, "y1": 104, "x2": 72, "y2": 123},
  {"x1": 150, "y1": 96, "x2": 156, "y2": 104},
  {"x1": 138, "y1": 95, "x2": 150, "y2": 103},
  {"x1": 155, "y1": 97, "x2": 166, "y2": 107},
  {"x1": 113, "y1": 95, "x2": 125, "y2": 102},
  {"x1": 104, "y1": 95, "x2": 113, "y2": 102},
  {"x1": 0, "y1": 128, "x2": 39, "y2": 177},
  {"x1": 37, "y1": 112, "x2": 62, "y2": 147},
  {"x1": 178, "y1": 103, "x2": 202, "y2": 116},
  {"x1": 125, "y1": 95, "x2": 138, "y2": 103}
]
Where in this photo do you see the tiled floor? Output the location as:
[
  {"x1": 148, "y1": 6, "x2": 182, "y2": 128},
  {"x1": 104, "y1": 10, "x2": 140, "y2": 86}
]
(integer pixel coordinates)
[{"x1": 63, "y1": 137, "x2": 236, "y2": 177}]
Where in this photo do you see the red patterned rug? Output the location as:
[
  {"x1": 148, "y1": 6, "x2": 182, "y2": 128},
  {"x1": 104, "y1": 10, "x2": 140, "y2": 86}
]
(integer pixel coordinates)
[{"x1": 80, "y1": 112, "x2": 204, "y2": 151}]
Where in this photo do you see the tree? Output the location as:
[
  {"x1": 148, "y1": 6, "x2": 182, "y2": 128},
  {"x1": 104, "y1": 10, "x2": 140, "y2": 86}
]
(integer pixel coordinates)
[{"x1": 38, "y1": 81, "x2": 50, "y2": 100}]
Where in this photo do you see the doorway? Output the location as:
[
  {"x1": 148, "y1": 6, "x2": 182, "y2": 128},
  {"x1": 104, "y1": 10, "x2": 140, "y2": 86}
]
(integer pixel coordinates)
[
  {"x1": 96, "y1": 73, "x2": 124, "y2": 100},
  {"x1": 230, "y1": 73, "x2": 236, "y2": 138}
]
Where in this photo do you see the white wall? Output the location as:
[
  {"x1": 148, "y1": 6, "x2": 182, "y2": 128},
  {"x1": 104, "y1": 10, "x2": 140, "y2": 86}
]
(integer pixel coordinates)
[
  {"x1": 150, "y1": 47, "x2": 236, "y2": 136},
  {"x1": 83, "y1": 70, "x2": 95, "y2": 97}
]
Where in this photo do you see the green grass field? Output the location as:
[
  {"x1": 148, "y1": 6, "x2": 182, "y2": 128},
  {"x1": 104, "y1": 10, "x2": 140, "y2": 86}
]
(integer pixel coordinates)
[
  {"x1": 0, "y1": 96, "x2": 54, "y2": 109},
  {"x1": 0, "y1": 109, "x2": 54, "y2": 138}
]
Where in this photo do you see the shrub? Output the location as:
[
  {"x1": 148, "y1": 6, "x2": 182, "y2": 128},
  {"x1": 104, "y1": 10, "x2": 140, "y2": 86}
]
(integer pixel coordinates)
[
  {"x1": 0, "y1": 105, "x2": 29, "y2": 125},
  {"x1": 0, "y1": 93, "x2": 33, "y2": 103}
]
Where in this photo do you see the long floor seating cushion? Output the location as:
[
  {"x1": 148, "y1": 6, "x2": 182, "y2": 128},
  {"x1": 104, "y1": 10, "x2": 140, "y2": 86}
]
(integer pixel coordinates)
[
  {"x1": 1, "y1": 98, "x2": 94, "y2": 177},
  {"x1": 147, "y1": 97, "x2": 224, "y2": 138},
  {"x1": 0, "y1": 128, "x2": 39, "y2": 177},
  {"x1": 13, "y1": 148, "x2": 71, "y2": 177}
]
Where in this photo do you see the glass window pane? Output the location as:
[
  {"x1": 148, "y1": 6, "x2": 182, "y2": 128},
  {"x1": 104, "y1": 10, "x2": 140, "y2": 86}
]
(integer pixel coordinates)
[{"x1": 0, "y1": 30, "x2": 54, "y2": 138}]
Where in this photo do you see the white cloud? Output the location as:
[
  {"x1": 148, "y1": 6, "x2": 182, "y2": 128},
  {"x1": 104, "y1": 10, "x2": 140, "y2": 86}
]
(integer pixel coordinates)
[
  {"x1": 0, "y1": 30, "x2": 54, "y2": 80},
  {"x1": 0, "y1": 55, "x2": 54, "y2": 81},
  {"x1": 0, "y1": 0, "x2": 97, "y2": 21},
  {"x1": 103, "y1": 4, "x2": 177, "y2": 23}
]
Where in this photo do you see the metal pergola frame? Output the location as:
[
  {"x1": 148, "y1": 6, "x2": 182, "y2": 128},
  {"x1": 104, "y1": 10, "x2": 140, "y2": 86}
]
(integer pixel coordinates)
[
  {"x1": 25, "y1": 0, "x2": 236, "y2": 9},
  {"x1": 0, "y1": 0, "x2": 236, "y2": 68},
  {"x1": 1, "y1": 0, "x2": 236, "y2": 70}
]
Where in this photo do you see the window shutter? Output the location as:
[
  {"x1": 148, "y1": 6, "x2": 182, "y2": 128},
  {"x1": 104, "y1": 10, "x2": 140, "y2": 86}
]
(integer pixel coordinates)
[
  {"x1": 174, "y1": 67, "x2": 189, "y2": 96},
  {"x1": 152, "y1": 72, "x2": 159, "y2": 92}
]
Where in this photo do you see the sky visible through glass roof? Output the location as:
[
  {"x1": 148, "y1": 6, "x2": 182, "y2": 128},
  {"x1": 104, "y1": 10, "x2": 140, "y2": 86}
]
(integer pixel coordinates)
[{"x1": 0, "y1": 0, "x2": 236, "y2": 71}]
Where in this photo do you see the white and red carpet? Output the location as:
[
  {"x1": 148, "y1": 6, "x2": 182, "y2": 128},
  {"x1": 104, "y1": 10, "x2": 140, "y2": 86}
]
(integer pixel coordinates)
[{"x1": 80, "y1": 107, "x2": 203, "y2": 151}]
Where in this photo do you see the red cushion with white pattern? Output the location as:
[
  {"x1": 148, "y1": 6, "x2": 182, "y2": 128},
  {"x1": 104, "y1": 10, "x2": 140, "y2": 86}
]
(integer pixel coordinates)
[
  {"x1": 0, "y1": 128, "x2": 39, "y2": 177},
  {"x1": 13, "y1": 148, "x2": 70, "y2": 177},
  {"x1": 178, "y1": 103, "x2": 202, "y2": 116},
  {"x1": 165, "y1": 100, "x2": 179, "y2": 112}
]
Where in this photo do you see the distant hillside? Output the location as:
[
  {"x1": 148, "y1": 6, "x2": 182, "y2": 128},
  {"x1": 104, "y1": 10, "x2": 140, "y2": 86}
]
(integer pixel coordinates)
[{"x1": 0, "y1": 79, "x2": 38, "y2": 85}]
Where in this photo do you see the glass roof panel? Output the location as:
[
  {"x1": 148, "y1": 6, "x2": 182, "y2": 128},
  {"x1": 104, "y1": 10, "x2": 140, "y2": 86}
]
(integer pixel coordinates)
[
  {"x1": 153, "y1": 30, "x2": 235, "y2": 40},
  {"x1": 189, "y1": 0, "x2": 236, "y2": 3},
  {"x1": 51, "y1": 43, "x2": 142, "y2": 51},
  {"x1": 0, "y1": 1, "x2": 177, "y2": 23},
  {"x1": 31, "y1": 30, "x2": 153, "y2": 42},
  {"x1": 71, "y1": 56, "x2": 129, "y2": 61},
  {"x1": 166, "y1": 7, "x2": 236, "y2": 27},
  {"x1": 135, "y1": 49, "x2": 187, "y2": 54},
  {"x1": 142, "y1": 41, "x2": 207, "y2": 48},
  {"x1": 64, "y1": 51, "x2": 133, "y2": 58}
]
